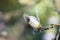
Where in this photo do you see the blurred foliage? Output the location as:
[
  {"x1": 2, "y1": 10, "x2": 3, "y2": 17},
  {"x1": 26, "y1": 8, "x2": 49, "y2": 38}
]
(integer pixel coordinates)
[
  {"x1": 0, "y1": 0, "x2": 25, "y2": 12},
  {"x1": 0, "y1": 0, "x2": 59, "y2": 40}
]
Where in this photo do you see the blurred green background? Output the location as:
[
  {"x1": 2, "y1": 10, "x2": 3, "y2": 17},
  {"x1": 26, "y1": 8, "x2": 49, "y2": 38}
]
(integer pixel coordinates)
[{"x1": 0, "y1": 0, "x2": 59, "y2": 40}]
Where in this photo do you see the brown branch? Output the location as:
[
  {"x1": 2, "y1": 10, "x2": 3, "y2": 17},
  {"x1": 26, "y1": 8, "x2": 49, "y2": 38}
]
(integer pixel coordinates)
[{"x1": 51, "y1": 24, "x2": 60, "y2": 26}]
